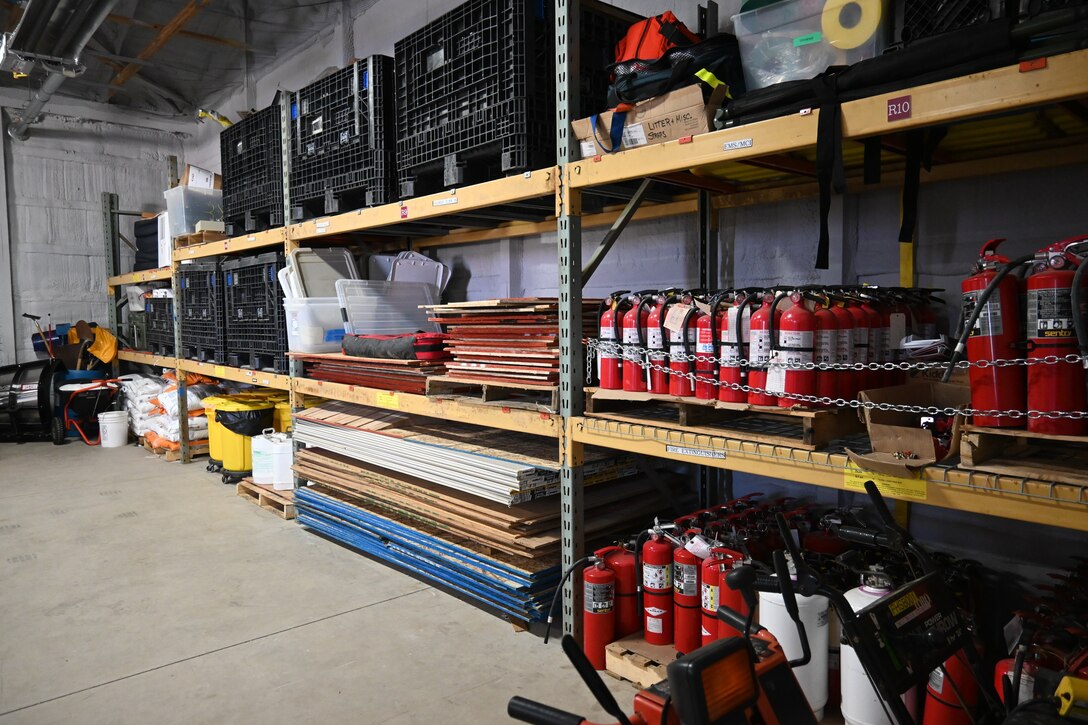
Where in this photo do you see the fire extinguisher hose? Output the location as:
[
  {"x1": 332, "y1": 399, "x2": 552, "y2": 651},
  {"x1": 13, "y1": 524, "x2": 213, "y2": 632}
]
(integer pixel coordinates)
[
  {"x1": 943, "y1": 254, "x2": 1033, "y2": 383},
  {"x1": 543, "y1": 556, "x2": 594, "y2": 645}
]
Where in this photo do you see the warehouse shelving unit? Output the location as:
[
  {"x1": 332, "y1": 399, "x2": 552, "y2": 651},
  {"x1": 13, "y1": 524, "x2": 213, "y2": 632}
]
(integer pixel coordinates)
[{"x1": 104, "y1": 18, "x2": 1088, "y2": 637}]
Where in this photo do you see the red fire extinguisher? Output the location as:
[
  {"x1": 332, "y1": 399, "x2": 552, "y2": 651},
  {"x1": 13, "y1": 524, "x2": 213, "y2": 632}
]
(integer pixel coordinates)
[
  {"x1": 811, "y1": 294, "x2": 841, "y2": 405},
  {"x1": 717, "y1": 548, "x2": 750, "y2": 638},
  {"x1": 748, "y1": 290, "x2": 782, "y2": 406},
  {"x1": 701, "y1": 547, "x2": 744, "y2": 646},
  {"x1": 673, "y1": 532, "x2": 702, "y2": 654},
  {"x1": 668, "y1": 293, "x2": 704, "y2": 398},
  {"x1": 647, "y1": 290, "x2": 678, "y2": 394},
  {"x1": 641, "y1": 533, "x2": 674, "y2": 646},
  {"x1": 775, "y1": 291, "x2": 818, "y2": 409},
  {"x1": 844, "y1": 297, "x2": 874, "y2": 392},
  {"x1": 962, "y1": 239, "x2": 1027, "y2": 428},
  {"x1": 622, "y1": 291, "x2": 656, "y2": 393},
  {"x1": 1025, "y1": 235, "x2": 1088, "y2": 436},
  {"x1": 912, "y1": 289, "x2": 941, "y2": 340},
  {"x1": 923, "y1": 649, "x2": 979, "y2": 725},
  {"x1": 598, "y1": 545, "x2": 640, "y2": 637},
  {"x1": 597, "y1": 290, "x2": 630, "y2": 390},
  {"x1": 829, "y1": 296, "x2": 857, "y2": 400},
  {"x1": 860, "y1": 293, "x2": 891, "y2": 389},
  {"x1": 582, "y1": 559, "x2": 616, "y2": 670},
  {"x1": 720, "y1": 292, "x2": 757, "y2": 404},
  {"x1": 695, "y1": 292, "x2": 729, "y2": 400}
]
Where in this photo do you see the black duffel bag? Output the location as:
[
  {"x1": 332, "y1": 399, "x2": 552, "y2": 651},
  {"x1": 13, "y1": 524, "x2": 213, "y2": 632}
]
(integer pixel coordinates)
[{"x1": 607, "y1": 33, "x2": 747, "y2": 109}]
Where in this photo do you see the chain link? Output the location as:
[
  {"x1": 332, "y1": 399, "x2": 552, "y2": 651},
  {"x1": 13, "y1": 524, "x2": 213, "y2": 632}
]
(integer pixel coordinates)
[{"x1": 584, "y1": 338, "x2": 1088, "y2": 420}]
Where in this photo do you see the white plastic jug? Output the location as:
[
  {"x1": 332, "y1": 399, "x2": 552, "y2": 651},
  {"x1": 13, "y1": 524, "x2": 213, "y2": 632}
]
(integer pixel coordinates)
[{"x1": 251, "y1": 428, "x2": 293, "y2": 489}]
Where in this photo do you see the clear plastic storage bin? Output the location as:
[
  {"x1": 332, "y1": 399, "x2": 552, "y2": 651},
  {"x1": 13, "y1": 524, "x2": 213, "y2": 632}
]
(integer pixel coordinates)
[
  {"x1": 335, "y1": 280, "x2": 440, "y2": 336},
  {"x1": 733, "y1": 0, "x2": 889, "y2": 91},
  {"x1": 163, "y1": 186, "x2": 223, "y2": 239},
  {"x1": 284, "y1": 297, "x2": 345, "y2": 353}
]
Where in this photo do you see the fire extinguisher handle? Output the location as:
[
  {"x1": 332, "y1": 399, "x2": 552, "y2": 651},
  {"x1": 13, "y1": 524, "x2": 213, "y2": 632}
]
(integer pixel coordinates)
[{"x1": 507, "y1": 696, "x2": 586, "y2": 725}]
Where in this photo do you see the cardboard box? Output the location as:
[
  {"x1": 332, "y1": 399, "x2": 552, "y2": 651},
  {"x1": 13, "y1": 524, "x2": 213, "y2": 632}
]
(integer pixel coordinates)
[
  {"x1": 156, "y1": 212, "x2": 171, "y2": 268},
  {"x1": 182, "y1": 164, "x2": 221, "y2": 189},
  {"x1": 571, "y1": 85, "x2": 726, "y2": 158},
  {"x1": 846, "y1": 382, "x2": 970, "y2": 478}
]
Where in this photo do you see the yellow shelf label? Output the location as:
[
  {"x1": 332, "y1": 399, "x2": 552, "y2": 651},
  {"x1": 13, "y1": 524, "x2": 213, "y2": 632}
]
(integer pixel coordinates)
[
  {"x1": 214, "y1": 365, "x2": 227, "y2": 377},
  {"x1": 844, "y1": 462, "x2": 928, "y2": 501},
  {"x1": 376, "y1": 391, "x2": 398, "y2": 409}
]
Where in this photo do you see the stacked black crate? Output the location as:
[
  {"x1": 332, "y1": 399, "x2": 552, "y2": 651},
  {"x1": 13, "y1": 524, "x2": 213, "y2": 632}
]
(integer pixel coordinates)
[
  {"x1": 220, "y1": 99, "x2": 284, "y2": 234},
  {"x1": 290, "y1": 56, "x2": 396, "y2": 220},
  {"x1": 394, "y1": 0, "x2": 637, "y2": 198},
  {"x1": 144, "y1": 297, "x2": 175, "y2": 356},
  {"x1": 178, "y1": 260, "x2": 227, "y2": 363},
  {"x1": 223, "y1": 252, "x2": 288, "y2": 373}
]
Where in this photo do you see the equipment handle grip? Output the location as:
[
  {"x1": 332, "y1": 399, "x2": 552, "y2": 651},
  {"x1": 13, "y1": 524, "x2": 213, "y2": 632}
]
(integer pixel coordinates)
[
  {"x1": 835, "y1": 525, "x2": 890, "y2": 547},
  {"x1": 508, "y1": 697, "x2": 585, "y2": 725},
  {"x1": 717, "y1": 605, "x2": 761, "y2": 634}
]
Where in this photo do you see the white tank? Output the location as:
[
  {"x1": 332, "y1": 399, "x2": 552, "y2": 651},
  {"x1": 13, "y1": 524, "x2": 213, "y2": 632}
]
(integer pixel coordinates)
[
  {"x1": 840, "y1": 573, "x2": 919, "y2": 725},
  {"x1": 758, "y1": 587, "x2": 830, "y2": 720},
  {"x1": 251, "y1": 428, "x2": 294, "y2": 489}
]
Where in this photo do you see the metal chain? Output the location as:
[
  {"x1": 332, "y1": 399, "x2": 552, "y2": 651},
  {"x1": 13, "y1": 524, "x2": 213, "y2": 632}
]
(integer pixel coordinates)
[{"x1": 584, "y1": 338, "x2": 1088, "y2": 420}]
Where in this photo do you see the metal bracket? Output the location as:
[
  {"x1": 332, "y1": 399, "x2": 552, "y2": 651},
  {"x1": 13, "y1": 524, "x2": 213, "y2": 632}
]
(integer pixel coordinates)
[{"x1": 581, "y1": 177, "x2": 652, "y2": 286}]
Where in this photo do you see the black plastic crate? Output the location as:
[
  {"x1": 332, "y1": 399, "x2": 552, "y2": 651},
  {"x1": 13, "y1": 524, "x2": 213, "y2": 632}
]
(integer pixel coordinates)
[
  {"x1": 178, "y1": 260, "x2": 227, "y2": 363},
  {"x1": 394, "y1": 0, "x2": 638, "y2": 198},
  {"x1": 144, "y1": 296, "x2": 175, "y2": 357},
  {"x1": 223, "y1": 252, "x2": 288, "y2": 373},
  {"x1": 220, "y1": 100, "x2": 285, "y2": 233},
  {"x1": 290, "y1": 56, "x2": 396, "y2": 219}
]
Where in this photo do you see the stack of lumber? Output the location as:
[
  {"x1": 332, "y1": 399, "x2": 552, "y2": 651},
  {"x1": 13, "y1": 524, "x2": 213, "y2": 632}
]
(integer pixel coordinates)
[
  {"x1": 425, "y1": 298, "x2": 598, "y2": 387},
  {"x1": 292, "y1": 352, "x2": 444, "y2": 394},
  {"x1": 292, "y1": 401, "x2": 635, "y2": 505}
]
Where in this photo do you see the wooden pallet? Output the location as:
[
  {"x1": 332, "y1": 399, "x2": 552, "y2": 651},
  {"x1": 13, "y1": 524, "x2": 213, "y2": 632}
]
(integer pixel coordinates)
[
  {"x1": 604, "y1": 633, "x2": 679, "y2": 688},
  {"x1": 585, "y1": 388, "x2": 863, "y2": 450},
  {"x1": 237, "y1": 478, "x2": 297, "y2": 520},
  {"x1": 140, "y1": 436, "x2": 209, "y2": 462},
  {"x1": 426, "y1": 375, "x2": 558, "y2": 412},
  {"x1": 959, "y1": 425, "x2": 1088, "y2": 485},
  {"x1": 173, "y1": 230, "x2": 227, "y2": 248}
]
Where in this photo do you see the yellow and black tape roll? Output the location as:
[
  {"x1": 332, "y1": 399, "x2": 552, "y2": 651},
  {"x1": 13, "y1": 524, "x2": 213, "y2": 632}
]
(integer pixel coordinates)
[{"x1": 821, "y1": 0, "x2": 882, "y2": 50}]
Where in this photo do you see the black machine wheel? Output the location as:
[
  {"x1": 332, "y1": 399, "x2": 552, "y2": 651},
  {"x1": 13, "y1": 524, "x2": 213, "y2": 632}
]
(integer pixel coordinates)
[{"x1": 51, "y1": 417, "x2": 66, "y2": 445}]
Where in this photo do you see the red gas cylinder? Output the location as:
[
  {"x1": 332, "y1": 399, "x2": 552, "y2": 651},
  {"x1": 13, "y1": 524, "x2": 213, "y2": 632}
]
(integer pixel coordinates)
[
  {"x1": 1025, "y1": 236, "x2": 1088, "y2": 436},
  {"x1": 642, "y1": 534, "x2": 674, "y2": 646},
  {"x1": 748, "y1": 292, "x2": 782, "y2": 407},
  {"x1": 923, "y1": 649, "x2": 979, "y2": 725},
  {"x1": 582, "y1": 560, "x2": 616, "y2": 670},
  {"x1": 719, "y1": 294, "x2": 754, "y2": 404},
  {"x1": 622, "y1": 291, "x2": 655, "y2": 393},
  {"x1": 597, "y1": 545, "x2": 640, "y2": 638},
  {"x1": 776, "y1": 292, "x2": 818, "y2": 409},
  {"x1": 962, "y1": 239, "x2": 1026, "y2": 428},
  {"x1": 829, "y1": 299, "x2": 857, "y2": 400},
  {"x1": 668, "y1": 296, "x2": 704, "y2": 398},
  {"x1": 597, "y1": 291, "x2": 629, "y2": 390},
  {"x1": 646, "y1": 291, "x2": 678, "y2": 394},
  {"x1": 813, "y1": 297, "x2": 841, "y2": 405},
  {"x1": 673, "y1": 536, "x2": 702, "y2": 654},
  {"x1": 695, "y1": 292, "x2": 729, "y2": 400}
]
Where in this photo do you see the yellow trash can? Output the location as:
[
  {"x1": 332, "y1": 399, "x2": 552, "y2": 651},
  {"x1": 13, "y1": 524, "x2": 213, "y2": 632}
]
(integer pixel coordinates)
[
  {"x1": 214, "y1": 398, "x2": 275, "y2": 484},
  {"x1": 201, "y1": 395, "x2": 230, "y2": 472}
]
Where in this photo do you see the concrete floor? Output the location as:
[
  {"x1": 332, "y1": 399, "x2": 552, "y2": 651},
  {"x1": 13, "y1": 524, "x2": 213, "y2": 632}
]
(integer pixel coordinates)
[{"x1": 0, "y1": 442, "x2": 637, "y2": 724}]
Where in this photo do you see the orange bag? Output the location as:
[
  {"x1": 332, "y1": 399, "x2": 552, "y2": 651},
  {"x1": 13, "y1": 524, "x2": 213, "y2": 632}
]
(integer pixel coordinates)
[{"x1": 613, "y1": 12, "x2": 699, "y2": 65}]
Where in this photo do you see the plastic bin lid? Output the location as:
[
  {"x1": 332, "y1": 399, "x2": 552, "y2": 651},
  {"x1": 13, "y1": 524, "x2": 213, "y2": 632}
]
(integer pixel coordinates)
[{"x1": 288, "y1": 248, "x2": 359, "y2": 297}]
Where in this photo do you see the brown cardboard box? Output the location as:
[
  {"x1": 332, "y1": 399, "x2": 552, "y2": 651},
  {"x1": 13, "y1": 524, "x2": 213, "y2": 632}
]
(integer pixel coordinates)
[
  {"x1": 571, "y1": 85, "x2": 727, "y2": 158},
  {"x1": 846, "y1": 382, "x2": 970, "y2": 478},
  {"x1": 182, "y1": 164, "x2": 222, "y2": 189}
]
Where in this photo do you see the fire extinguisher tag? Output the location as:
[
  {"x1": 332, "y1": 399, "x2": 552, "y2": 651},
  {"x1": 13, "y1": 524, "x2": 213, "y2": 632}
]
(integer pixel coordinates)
[
  {"x1": 1028, "y1": 288, "x2": 1075, "y2": 337},
  {"x1": 1003, "y1": 614, "x2": 1024, "y2": 654},
  {"x1": 928, "y1": 667, "x2": 944, "y2": 694},
  {"x1": 644, "y1": 563, "x2": 671, "y2": 590},
  {"x1": 889, "y1": 312, "x2": 908, "y2": 347},
  {"x1": 694, "y1": 300, "x2": 712, "y2": 316},
  {"x1": 701, "y1": 583, "x2": 719, "y2": 611},
  {"x1": 584, "y1": 582, "x2": 615, "y2": 613},
  {"x1": 766, "y1": 352, "x2": 787, "y2": 394},
  {"x1": 685, "y1": 535, "x2": 712, "y2": 559},
  {"x1": 674, "y1": 563, "x2": 698, "y2": 596},
  {"x1": 664, "y1": 304, "x2": 692, "y2": 333},
  {"x1": 815, "y1": 329, "x2": 837, "y2": 363}
]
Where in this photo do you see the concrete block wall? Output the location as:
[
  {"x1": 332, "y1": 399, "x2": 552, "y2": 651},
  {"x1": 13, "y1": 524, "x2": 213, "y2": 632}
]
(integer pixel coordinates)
[{"x1": 2, "y1": 114, "x2": 183, "y2": 365}]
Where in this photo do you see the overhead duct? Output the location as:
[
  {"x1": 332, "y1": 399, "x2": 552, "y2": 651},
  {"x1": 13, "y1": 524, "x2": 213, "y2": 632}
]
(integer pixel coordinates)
[{"x1": 6, "y1": 0, "x2": 118, "y2": 141}]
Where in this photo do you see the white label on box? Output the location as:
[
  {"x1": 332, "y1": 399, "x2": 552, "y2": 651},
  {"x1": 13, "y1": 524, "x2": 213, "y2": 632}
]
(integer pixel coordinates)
[
  {"x1": 185, "y1": 165, "x2": 216, "y2": 189},
  {"x1": 580, "y1": 141, "x2": 597, "y2": 158},
  {"x1": 723, "y1": 138, "x2": 754, "y2": 151},
  {"x1": 622, "y1": 123, "x2": 648, "y2": 147}
]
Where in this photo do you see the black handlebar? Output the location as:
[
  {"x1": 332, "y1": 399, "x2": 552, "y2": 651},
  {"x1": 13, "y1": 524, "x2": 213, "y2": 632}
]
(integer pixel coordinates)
[
  {"x1": 835, "y1": 525, "x2": 893, "y2": 548},
  {"x1": 508, "y1": 696, "x2": 585, "y2": 725},
  {"x1": 717, "y1": 605, "x2": 761, "y2": 634}
]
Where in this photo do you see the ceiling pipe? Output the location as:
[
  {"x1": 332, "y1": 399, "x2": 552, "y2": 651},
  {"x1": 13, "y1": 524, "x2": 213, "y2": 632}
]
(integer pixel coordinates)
[
  {"x1": 52, "y1": 1, "x2": 98, "y2": 60},
  {"x1": 9, "y1": 0, "x2": 48, "y2": 50},
  {"x1": 8, "y1": 0, "x2": 118, "y2": 141},
  {"x1": 22, "y1": 0, "x2": 60, "y2": 55}
]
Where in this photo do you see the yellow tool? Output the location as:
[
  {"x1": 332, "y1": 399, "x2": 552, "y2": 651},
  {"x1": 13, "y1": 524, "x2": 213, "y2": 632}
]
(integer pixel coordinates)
[
  {"x1": 1057, "y1": 675, "x2": 1088, "y2": 720},
  {"x1": 197, "y1": 108, "x2": 232, "y2": 128}
]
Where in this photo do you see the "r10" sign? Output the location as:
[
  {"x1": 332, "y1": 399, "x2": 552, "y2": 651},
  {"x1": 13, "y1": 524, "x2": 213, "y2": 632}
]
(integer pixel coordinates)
[{"x1": 887, "y1": 95, "x2": 912, "y2": 122}]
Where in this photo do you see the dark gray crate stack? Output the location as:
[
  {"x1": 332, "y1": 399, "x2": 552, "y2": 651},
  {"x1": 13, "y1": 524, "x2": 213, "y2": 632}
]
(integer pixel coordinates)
[
  {"x1": 144, "y1": 297, "x2": 175, "y2": 356},
  {"x1": 290, "y1": 56, "x2": 396, "y2": 219},
  {"x1": 178, "y1": 260, "x2": 227, "y2": 363},
  {"x1": 394, "y1": 0, "x2": 637, "y2": 198},
  {"x1": 220, "y1": 100, "x2": 284, "y2": 233},
  {"x1": 223, "y1": 252, "x2": 288, "y2": 373}
]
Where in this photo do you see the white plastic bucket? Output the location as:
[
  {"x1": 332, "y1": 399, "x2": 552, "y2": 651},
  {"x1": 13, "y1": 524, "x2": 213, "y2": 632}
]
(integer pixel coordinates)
[
  {"x1": 98, "y1": 410, "x2": 129, "y2": 448},
  {"x1": 251, "y1": 428, "x2": 294, "y2": 489}
]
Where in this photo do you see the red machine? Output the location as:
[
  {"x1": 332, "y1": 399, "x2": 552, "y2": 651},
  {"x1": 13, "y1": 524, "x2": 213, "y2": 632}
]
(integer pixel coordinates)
[
  {"x1": 597, "y1": 291, "x2": 630, "y2": 390},
  {"x1": 962, "y1": 239, "x2": 1026, "y2": 428},
  {"x1": 673, "y1": 534, "x2": 702, "y2": 654},
  {"x1": 694, "y1": 292, "x2": 729, "y2": 401},
  {"x1": 720, "y1": 293, "x2": 756, "y2": 404},
  {"x1": 582, "y1": 558, "x2": 617, "y2": 670},
  {"x1": 923, "y1": 649, "x2": 979, "y2": 725},
  {"x1": 1025, "y1": 236, "x2": 1088, "y2": 436},
  {"x1": 748, "y1": 291, "x2": 781, "y2": 406},
  {"x1": 668, "y1": 294, "x2": 703, "y2": 398},
  {"x1": 646, "y1": 290, "x2": 678, "y2": 394},
  {"x1": 622, "y1": 291, "x2": 655, "y2": 393},
  {"x1": 642, "y1": 533, "x2": 675, "y2": 645},
  {"x1": 775, "y1": 292, "x2": 817, "y2": 409}
]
